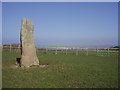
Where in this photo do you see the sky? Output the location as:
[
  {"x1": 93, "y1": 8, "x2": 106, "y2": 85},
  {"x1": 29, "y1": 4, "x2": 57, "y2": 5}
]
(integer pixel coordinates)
[
  {"x1": 2, "y1": 2, "x2": 118, "y2": 47},
  {"x1": 0, "y1": 2, "x2": 2, "y2": 45},
  {"x1": 1, "y1": 0, "x2": 120, "y2": 2}
]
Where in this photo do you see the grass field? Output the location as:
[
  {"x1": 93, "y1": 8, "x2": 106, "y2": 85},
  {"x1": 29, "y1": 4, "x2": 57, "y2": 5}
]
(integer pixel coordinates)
[{"x1": 2, "y1": 50, "x2": 118, "y2": 88}]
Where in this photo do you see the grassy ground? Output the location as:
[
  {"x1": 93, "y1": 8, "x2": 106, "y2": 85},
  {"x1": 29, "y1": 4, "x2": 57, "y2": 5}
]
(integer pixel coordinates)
[{"x1": 2, "y1": 50, "x2": 118, "y2": 88}]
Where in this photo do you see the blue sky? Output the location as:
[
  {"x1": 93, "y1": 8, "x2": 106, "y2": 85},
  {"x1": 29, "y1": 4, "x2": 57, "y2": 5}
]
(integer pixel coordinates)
[
  {"x1": 2, "y1": 2, "x2": 118, "y2": 47},
  {"x1": 0, "y1": 2, "x2": 2, "y2": 45}
]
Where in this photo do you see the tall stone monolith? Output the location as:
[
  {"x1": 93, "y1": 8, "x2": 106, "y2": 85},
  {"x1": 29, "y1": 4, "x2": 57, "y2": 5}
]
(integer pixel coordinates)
[{"x1": 20, "y1": 18, "x2": 39, "y2": 67}]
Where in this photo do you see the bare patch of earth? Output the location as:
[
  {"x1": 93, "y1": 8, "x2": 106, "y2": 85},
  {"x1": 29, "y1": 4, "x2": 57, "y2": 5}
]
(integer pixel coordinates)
[{"x1": 8, "y1": 64, "x2": 49, "y2": 69}]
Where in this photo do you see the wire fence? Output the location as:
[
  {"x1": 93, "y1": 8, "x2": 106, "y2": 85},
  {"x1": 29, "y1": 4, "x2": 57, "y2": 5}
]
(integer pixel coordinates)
[{"x1": 2, "y1": 44, "x2": 119, "y2": 56}]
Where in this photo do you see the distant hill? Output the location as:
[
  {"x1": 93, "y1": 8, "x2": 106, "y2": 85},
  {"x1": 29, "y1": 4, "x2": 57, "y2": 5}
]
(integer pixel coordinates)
[{"x1": 112, "y1": 46, "x2": 120, "y2": 48}]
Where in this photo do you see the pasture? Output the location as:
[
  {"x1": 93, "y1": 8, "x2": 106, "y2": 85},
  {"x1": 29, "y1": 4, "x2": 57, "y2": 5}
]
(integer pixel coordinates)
[{"x1": 2, "y1": 49, "x2": 118, "y2": 88}]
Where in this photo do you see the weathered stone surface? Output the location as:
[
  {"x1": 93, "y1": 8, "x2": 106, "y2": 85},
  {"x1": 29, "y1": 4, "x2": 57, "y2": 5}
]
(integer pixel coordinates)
[{"x1": 20, "y1": 18, "x2": 39, "y2": 67}]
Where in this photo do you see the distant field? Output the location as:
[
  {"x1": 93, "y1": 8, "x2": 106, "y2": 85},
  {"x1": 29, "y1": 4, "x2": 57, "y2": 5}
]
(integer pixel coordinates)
[{"x1": 2, "y1": 50, "x2": 118, "y2": 88}]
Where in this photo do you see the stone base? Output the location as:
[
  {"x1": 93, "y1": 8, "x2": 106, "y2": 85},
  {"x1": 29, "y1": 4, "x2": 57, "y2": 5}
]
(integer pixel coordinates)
[{"x1": 20, "y1": 56, "x2": 39, "y2": 67}]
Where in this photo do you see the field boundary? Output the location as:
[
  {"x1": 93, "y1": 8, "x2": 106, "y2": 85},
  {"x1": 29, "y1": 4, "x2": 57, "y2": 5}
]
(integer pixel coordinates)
[{"x1": 2, "y1": 44, "x2": 119, "y2": 56}]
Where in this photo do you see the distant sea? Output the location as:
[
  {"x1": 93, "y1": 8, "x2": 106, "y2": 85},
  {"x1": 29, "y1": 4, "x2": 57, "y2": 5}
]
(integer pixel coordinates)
[
  {"x1": 2, "y1": 38, "x2": 119, "y2": 48},
  {"x1": 2, "y1": 41, "x2": 116, "y2": 48}
]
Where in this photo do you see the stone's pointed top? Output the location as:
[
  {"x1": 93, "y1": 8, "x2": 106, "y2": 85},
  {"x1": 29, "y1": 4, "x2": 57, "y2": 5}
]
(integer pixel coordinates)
[
  {"x1": 22, "y1": 18, "x2": 27, "y2": 21},
  {"x1": 22, "y1": 18, "x2": 33, "y2": 25},
  {"x1": 22, "y1": 18, "x2": 31, "y2": 21}
]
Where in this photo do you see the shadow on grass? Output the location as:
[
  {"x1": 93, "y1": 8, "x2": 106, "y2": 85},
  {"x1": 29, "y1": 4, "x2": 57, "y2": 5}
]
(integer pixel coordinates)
[{"x1": 16, "y1": 58, "x2": 21, "y2": 67}]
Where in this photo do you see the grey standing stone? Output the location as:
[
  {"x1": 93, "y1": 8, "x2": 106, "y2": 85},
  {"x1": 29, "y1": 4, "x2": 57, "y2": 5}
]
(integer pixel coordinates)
[{"x1": 20, "y1": 18, "x2": 39, "y2": 67}]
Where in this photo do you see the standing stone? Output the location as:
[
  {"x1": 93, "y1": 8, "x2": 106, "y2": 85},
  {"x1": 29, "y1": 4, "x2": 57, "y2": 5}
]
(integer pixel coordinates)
[{"x1": 20, "y1": 18, "x2": 39, "y2": 67}]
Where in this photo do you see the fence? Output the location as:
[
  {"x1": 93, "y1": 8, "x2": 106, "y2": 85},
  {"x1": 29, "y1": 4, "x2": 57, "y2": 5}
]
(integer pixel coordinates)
[{"x1": 2, "y1": 44, "x2": 119, "y2": 56}]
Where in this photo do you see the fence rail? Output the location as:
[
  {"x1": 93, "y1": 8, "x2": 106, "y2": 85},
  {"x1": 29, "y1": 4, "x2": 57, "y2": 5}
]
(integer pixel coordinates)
[{"x1": 2, "y1": 44, "x2": 119, "y2": 56}]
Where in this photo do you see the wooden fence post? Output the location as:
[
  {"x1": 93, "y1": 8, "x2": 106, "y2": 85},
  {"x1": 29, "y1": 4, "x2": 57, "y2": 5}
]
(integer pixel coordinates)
[
  {"x1": 18, "y1": 44, "x2": 20, "y2": 52},
  {"x1": 86, "y1": 48, "x2": 88, "y2": 56},
  {"x1": 107, "y1": 48, "x2": 109, "y2": 55},
  {"x1": 66, "y1": 48, "x2": 67, "y2": 55},
  {"x1": 0, "y1": 45, "x2": 2, "y2": 50},
  {"x1": 96, "y1": 48, "x2": 98, "y2": 56},
  {"x1": 10, "y1": 44, "x2": 11, "y2": 51},
  {"x1": 46, "y1": 45, "x2": 48, "y2": 54},
  {"x1": 76, "y1": 49, "x2": 78, "y2": 56},
  {"x1": 55, "y1": 47, "x2": 57, "y2": 55}
]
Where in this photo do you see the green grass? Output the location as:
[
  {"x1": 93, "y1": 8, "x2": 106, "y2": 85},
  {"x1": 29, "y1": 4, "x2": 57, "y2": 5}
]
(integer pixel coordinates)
[{"x1": 2, "y1": 50, "x2": 118, "y2": 88}]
